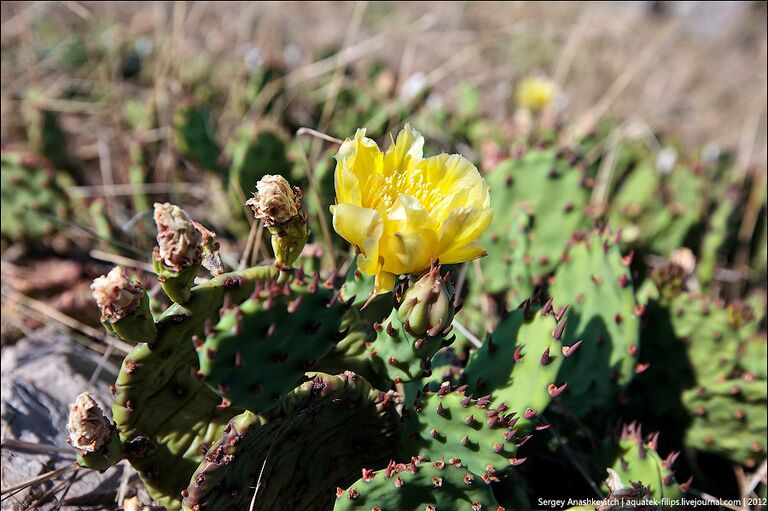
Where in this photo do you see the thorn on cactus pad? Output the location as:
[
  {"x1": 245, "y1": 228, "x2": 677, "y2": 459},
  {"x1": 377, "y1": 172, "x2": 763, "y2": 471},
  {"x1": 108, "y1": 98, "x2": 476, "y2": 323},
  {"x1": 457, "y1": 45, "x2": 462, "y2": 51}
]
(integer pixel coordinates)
[
  {"x1": 563, "y1": 340, "x2": 582, "y2": 357},
  {"x1": 634, "y1": 362, "x2": 650, "y2": 374},
  {"x1": 547, "y1": 383, "x2": 568, "y2": 398},
  {"x1": 553, "y1": 317, "x2": 568, "y2": 340}
]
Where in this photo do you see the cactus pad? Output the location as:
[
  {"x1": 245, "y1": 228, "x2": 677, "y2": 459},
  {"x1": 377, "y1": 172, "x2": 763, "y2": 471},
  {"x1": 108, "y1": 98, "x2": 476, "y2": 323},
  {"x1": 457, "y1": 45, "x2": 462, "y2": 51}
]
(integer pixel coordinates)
[
  {"x1": 464, "y1": 298, "x2": 570, "y2": 432},
  {"x1": 196, "y1": 272, "x2": 347, "y2": 412},
  {"x1": 401, "y1": 382, "x2": 527, "y2": 477},
  {"x1": 182, "y1": 372, "x2": 401, "y2": 511},
  {"x1": 682, "y1": 377, "x2": 767, "y2": 466},
  {"x1": 333, "y1": 456, "x2": 502, "y2": 511},
  {"x1": 607, "y1": 423, "x2": 685, "y2": 500},
  {"x1": 549, "y1": 229, "x2": 640, "y2": 416},
  {"x1": 111, "y1": 267, "x2": 276, "y2": 508}
]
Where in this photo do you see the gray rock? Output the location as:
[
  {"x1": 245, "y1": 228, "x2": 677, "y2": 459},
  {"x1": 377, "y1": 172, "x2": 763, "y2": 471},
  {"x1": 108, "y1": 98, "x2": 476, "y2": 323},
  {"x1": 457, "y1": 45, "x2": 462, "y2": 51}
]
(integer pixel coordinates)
[{"x1": 0, "y1": 330, "x2": 145, "y2": 510}]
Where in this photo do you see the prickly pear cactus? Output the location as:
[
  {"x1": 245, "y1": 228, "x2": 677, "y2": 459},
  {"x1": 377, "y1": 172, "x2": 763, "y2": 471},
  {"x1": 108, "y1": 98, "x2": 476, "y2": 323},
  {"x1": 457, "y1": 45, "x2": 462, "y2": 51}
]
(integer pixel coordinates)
[
  {"x1": 473, "y1": 205, "x2": 534, "y2": 304},
  {"x1": 549, "y1": 229, "x2": 640, "y2": 416},
  {"x1": 225, "y1": 121, "x2": 290, "y2": 207},
  {"x1": 333, "y1": 456, "x2": 502, "y2": 511},
  {"x1": 682, "y1": 377, "x2": 767, "y2": 467},
  {"x1": 400, "y1": 382, "x2": 528, "y2": 478},
  {"x1": 360, "y1": 267, "x2": 456, "y2": 383},
  {"x1": 196, "y1": 272, "x2": 347, "y2": 412},
  {"x1": 318, "y1": 265, "x2": 396, "y2": 386},
  {"x1": 478, "y1": 148, "x2": 591, "y2": 291},
  {"x1": 607, "y1": 149, "x2": 706, "y2": 254},
  {"x1": 637, "y1": 273, "x2": 747, "y2": 383},
  {"x1": 182, "y1": 372, "x2": 401, "y2": 511},
  {"x1": 22, "y1": 88, "x2": 71, "y2": 170},
  {"x1": 173, "y1": 103, "x2": 224, "y2": 173},
  {"x1": 464, "y1": 298, "x2": 572, "y2": 432},
  {"x1": 607, "y1": 423, "x2": 685, "y2": 499},
  {"x1": 1, "y1": 150, "x2": 73, "y2": 244},
  {"x1": 111, "y1": 267, "x2": 277, "y2": 508}
]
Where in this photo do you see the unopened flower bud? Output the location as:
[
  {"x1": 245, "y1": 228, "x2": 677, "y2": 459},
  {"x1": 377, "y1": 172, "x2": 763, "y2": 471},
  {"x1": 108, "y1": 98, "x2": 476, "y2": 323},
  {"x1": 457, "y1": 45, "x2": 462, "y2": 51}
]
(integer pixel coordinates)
[
  {"x1": 91, "y1": 267, "x2": 143, "y2": 322},
  {"x1": 153, "y1": 203, "x2": 202, "y2": 271},
  {"x1": 246, "y1": 175, "x2": 309, "y2": 270},
  {"x1": 397, "y1": 265, "x2": 455, "y2": 337},
  {"x1": 91, "y1": 267, "x2": 156, "y2": 343},
  {"x1": 67, "y1": 393, "x2": 112, "y2": 454}
]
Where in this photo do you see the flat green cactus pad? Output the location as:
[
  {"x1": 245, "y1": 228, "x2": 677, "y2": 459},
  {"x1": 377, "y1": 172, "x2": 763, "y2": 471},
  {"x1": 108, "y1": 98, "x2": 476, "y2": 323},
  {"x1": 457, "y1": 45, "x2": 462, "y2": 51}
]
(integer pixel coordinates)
[
  {"x1": 197, "y1": 272, "x2": 347, "y2": 413},
  {"x1": 333, "y1": 457, "x2": 502, "y2": 511},
  {"x1": 182, "y1": 372, "x2": 401, "y2": 511},
  {"x1": 111, "y1": 267, "x2": 276, "y2": 509},
  {"x1": 464, "y1": 298, "x2": 570, "y2": 432},
  {"x1": 550, "y1": 229, "x2": 640, "y2": 417}
]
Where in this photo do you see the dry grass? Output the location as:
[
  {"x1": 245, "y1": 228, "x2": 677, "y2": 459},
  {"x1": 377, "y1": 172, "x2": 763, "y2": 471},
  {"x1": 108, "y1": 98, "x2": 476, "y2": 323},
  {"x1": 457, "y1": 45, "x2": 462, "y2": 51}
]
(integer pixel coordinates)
[{"x1": 1, "y1": 1, "x2": 766, "y2": 168}]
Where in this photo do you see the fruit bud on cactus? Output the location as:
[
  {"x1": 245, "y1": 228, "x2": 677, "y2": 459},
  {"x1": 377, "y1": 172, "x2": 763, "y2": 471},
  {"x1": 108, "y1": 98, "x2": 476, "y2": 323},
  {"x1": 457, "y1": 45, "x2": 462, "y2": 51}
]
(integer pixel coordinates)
[
  {"x1": 397, "y1": 265, "x2": 455, "y2": 337},
  {"x1": 67, "y1": 393, "x2": 122, "y2": 471},
  {"x1": 246, "y1": 174, "x2": 309, "y2": 270},
  {"x1": 650, "y1": 260, "x2": 688, "y2": 300},
  {"x1": 91, "y1": 267, "x2": 156, "y2": 343},
  {"x1": 152, "y1": 202, "x2": 203, "y2": 303}
]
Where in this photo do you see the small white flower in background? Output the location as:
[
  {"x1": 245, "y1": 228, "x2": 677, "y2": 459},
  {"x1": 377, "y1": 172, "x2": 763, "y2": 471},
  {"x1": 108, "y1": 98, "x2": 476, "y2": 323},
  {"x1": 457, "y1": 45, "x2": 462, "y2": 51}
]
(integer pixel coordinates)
[
  {"x1": 426, "y1": 92, "x2": 444, "y2": 111},
  {"x1": 701, "y1": 144, "x2": 720, "y2": 164},
  {"x1": 656, "y1": 147, "x2": 678, "y2": 175},
  {"x1": 283, "y1": 44, "x2": 303, "y2": 66},
  {"x1": 243, "y1": 44, "x2": 263, "y2": 72},
  {"x1": 134, "y1": 37, "x2": 153, "y2": 57},
  {"x1": 401, "y1": 72, "x2": 427, "y2": 102}
]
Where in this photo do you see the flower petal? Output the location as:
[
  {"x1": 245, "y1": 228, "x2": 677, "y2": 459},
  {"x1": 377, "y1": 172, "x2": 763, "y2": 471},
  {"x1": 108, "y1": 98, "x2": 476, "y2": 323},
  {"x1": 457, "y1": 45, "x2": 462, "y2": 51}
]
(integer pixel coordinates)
[
  {"x1": 439, "y1": 242, "x2": 488, "y2": 264},
  {"x1": 334, "y1": 129, "x2": 382, "y2": 205},
  {"x1": 331, "y1": 203, "x2": 383, "y2": 275},
  {"x1": 386, "y1": 193, "x2": 433, "y2": 233},
  {"x1": 437, "y1": 207, "x2": 493, "y2": 254},
  {"x1": 380, "y1": 228, "x2": 438, "y2": 275},
  {"x1": 374, "y1": 271, "x2": 397, "y2": 294},
  {"x1": 417, "y1": 154, "x2": 490, "y2": 209},
  {"x1": 383, "y1": 124, "x2": 424, "y2": 175}
]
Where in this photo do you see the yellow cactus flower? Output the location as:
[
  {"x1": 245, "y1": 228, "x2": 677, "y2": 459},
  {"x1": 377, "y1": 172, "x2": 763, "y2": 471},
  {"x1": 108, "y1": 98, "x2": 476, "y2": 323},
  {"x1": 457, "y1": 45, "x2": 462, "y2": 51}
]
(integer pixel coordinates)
[
  {"x1": 515, "y1": 76, "x2": 557, "y2": 111},
  {"x1": 331, "y1": 125, "x2": 492, "y2": 293}
]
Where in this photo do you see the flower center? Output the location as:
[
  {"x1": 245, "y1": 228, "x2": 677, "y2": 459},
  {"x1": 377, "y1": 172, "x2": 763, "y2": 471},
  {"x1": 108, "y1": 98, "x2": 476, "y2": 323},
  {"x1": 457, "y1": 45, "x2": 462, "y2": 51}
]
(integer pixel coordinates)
[{"x1": 367, "y1": 171, "x2": 442, "y2": 213}]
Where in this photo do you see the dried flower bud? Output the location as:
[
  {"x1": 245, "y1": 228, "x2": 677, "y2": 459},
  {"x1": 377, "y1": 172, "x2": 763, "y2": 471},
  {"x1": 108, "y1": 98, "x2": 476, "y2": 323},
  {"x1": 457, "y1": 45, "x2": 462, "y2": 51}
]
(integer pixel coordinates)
[
  {"x1": 246, "y1": 175, "x2": 301, "y2": 226},
  {"x1": 245, "y1": 175, "x2": 309, "y2": 269},
  {"x1": 67, "y1": 393, "x2": 112, "y2": 454},
  {"x1": 192, "y1": 220, "x2": 223, "y2": 276},
  {"x1": 91, "y1": 267, "x2": 143, "y2": 321},
  {"x1": 153, "y1": 203, "x2": 202, "y2": 271}
]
